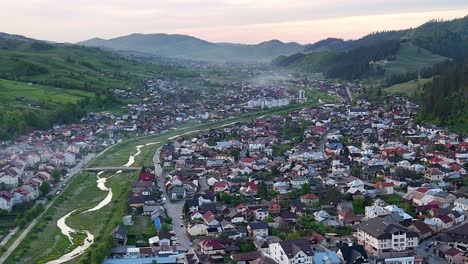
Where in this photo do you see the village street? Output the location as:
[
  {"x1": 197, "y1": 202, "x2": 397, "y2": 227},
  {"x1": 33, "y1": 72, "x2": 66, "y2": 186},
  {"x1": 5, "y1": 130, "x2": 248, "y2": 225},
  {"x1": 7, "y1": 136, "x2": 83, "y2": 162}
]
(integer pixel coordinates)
[{"x1": 153, "y1": 146, "x2": 191, "y2": 249}]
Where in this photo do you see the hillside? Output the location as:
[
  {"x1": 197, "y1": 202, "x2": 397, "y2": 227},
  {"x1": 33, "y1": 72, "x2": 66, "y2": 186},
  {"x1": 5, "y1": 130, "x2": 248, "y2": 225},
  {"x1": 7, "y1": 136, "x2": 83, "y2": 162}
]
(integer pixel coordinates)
[
  {"x1": 418, "y1": 62, "x2": 468, "y2": 133},
  {"x1": 0, "y1": 34, "x2": 198, "y2": 139},
  {"x1": 382, "y1": 44, "x2": 447, "y2": 76},
  {"x1": 0, "y1": 37, "x2": 160, "y2": 91},
  {"x1": 275, "y1": 40, "x2": 402, "y2": 80},
  {"x1": 304, "y1": 30, "x2": 408, "y2": 53},
  {"x1": 275, "y1": 16, "x2": 467, "y2": 81},
  {"x1": 78, "y1": 33, "x2": 304, "y2": 62},
  {"x1": 384, "y1": 78, "x2": 432, "y2": 98}
]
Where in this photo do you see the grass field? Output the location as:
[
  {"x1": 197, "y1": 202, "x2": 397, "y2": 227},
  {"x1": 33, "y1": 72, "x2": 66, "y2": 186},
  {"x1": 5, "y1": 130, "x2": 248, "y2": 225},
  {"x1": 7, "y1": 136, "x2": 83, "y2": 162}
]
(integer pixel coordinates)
[
  {"x1": 5, "y1": 171, "x2": 135, "y2": 264},
  {"x1": 0, "y1": 78, "x2": 93, "y2": 107},
  {"x1": 0, "y1": 41, "x2": 156, "y2": 91},
  {"x1": 384, "y1": 78, "x2": 432, "y2": 98},
  {"x1": 384, "y1": 44, "x2": 447, "y2": 76}
]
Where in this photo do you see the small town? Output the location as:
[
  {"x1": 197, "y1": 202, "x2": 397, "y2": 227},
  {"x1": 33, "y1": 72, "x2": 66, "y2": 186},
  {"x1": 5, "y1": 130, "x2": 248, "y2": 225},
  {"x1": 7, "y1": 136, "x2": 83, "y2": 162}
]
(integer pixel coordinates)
[
  {"x1": 0, "y1": 73, "x2": 466, "y2": 264},
  {"x1": 1, "y1": 4, "x2": 467, "y2": 264}
]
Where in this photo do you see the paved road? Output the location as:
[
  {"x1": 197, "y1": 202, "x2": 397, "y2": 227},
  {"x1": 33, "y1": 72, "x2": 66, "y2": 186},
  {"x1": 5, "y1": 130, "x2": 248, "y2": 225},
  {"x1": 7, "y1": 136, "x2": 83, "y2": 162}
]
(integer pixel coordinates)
[
  {"x1": 153, "y1": 146, "x2": 191, "y2": 249},
  {"x1": 317, "y1": 129, "x2": 330, "y2": 155},
  {"x1": 416, "y1": 240, "x2": 446, "y2": 264},
  {"x1": 0, "y1": 153, "x2": 95, "y2": 263},
  {"x1": 199, "y1": 176, "x2": 209, "y2": 193},
  {"x1": 345, "y1": 86, "x2": 353, "y2": 102},
  {"x1": 0, "y1": 227, "x2": 18, "y2": 247}
]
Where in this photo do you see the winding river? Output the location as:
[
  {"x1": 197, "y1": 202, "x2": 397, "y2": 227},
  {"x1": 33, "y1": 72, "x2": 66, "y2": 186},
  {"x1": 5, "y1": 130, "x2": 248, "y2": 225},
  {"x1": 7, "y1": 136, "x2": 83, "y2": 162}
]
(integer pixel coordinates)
[
  {"x1": 46, "y1": 120, "x2": 239, "y2": 263},
  {"x1": 45, "y1": 142, "x2": 152, "y2": 263}
]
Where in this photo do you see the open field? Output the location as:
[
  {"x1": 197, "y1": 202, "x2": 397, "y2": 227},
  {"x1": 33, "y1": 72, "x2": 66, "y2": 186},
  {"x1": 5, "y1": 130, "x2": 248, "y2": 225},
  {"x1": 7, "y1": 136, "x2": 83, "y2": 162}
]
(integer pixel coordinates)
[
  {"x1": 384, "y1": 78, "x2": 432, "y2": 98},
  {"x1": 0, "y1": 42, "x2": 155, "y2": 91},
  {"x1": 5, "y1": 171, "x2": 135, "y2": 264},
  {"x1": 384, "y1": 44, "x2": 447, "y2": 76},
  {"x1": 0, "y1": 78, "x2": 93, "y2": 107}
]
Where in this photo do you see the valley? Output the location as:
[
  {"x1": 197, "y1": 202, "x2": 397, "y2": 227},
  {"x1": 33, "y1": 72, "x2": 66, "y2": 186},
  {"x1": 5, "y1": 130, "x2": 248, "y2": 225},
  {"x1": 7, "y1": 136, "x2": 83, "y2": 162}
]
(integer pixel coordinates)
[{"x1": 0, "y1": 12, "x2": 467, "y2": 264}]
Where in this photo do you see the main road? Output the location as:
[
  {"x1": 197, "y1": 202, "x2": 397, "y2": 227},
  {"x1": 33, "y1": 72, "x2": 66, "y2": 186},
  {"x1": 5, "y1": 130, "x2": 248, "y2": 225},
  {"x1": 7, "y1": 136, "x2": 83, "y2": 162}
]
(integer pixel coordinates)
[{"x1": 153, "y1": 146, "x2": 191, "y2": 249}]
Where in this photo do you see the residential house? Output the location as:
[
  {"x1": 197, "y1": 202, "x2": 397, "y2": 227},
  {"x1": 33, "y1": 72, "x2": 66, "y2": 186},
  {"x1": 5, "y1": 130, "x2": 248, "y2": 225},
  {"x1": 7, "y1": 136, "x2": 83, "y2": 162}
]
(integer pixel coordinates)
[
  {"x1": 254, "y1": 208, "x2": 269, "y2": 221},
  {"x1": 199, "y1": 239, "x2": 225, "y2": 255},
  {"x1": 269, "y1": 239, "x2": 314, "y2": 264},
  {"x1": 187, "y1": 222, "x2": 208, "y2": 237},
  {"x1": 313, "y1": 252, "x2": 341, "y2": 264},
  {"x1": 337, "y1": 244, "x2": 369, "y2": 264},
  {"x1": 0, "y1": 192, "x2": 13, "y2": 211},
  {"x1": 248, "y1": 222, "x2": 269, "y2": 237},
  {"x1": 269, "y1": 202, "x2": 281, "y2": 214},
  {"x1": 111, "y1": 225, "x2": 128, "y2": 246},
  {"x1": 300, "y1": 193, "x2": 319, "y2": 206},
  {"x1": 454, "y1": 198, "x2": 468, "y2": 211},
  {"x1": 425, "y1": 168, "x2": 445, "y2": 181},
  {"x1": 374, "y1": 181, "x2": 394, "y2": 195}
]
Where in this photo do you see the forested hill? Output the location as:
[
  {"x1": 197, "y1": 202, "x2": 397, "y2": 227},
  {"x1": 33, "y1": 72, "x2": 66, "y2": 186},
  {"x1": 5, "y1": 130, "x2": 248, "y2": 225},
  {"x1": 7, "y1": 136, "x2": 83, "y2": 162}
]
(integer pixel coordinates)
[
  {"x1": 274, "y1": 40, "x2": 403, "y2": 80},
  {"x1": 418, "y1": 62, "x2": 468, "y2": 133},
  {"x1": 0, "y1": 34, "x2": 196, "y2": 140},
  {"x1": 78, "y1": 34, "x2": 304, "y2": 62},
  {"x1": 274, "y1": 16, "x2": 468, "y2": 81}
]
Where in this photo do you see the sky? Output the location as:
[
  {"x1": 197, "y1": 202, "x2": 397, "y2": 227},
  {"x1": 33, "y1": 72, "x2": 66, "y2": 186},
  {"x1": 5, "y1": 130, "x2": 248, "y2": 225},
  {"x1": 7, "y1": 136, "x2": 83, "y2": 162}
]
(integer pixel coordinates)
[{"x1": 1, "y1": 0, "x2": 468, "y2": 44}]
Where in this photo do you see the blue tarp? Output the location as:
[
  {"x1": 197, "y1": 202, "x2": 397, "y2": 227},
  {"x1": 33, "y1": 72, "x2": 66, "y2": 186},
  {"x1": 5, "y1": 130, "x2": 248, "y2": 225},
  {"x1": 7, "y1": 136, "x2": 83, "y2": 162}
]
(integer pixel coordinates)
[{"x1": 153, "y1": 217, "x2": 161, "y2": 231}]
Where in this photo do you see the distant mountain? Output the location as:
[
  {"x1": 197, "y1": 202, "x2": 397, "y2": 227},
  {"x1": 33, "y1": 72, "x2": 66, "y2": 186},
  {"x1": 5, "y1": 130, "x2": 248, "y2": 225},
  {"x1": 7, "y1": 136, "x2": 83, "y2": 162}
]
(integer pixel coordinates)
[
  {"x1": 0, "y1": 32, "x2": 36, "y2": 42},
  {"x1": 78, "y1": 33, "x2": 304, "y2": 62}
]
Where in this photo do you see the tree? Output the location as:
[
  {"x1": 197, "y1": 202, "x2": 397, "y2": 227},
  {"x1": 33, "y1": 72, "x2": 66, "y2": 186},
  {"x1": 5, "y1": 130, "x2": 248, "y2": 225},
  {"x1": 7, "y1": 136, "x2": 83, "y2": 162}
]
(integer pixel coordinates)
[
  {"x1": 350, "y1": 164, "x2": 362, "y2": 178},
  {"x1": 228, "y1": 149, "x2": 240, "y2": 161},
  {"x1": 300, "y1": 183, "x2": 311, "y2": 196},
  {"x1": 264, "y1": 215, "x2": 274, "y2": 222},
  {"x1": 161, "y1": 223, "x2": 171, "y2": 233},
  {"x1": 219, "y1": 192, "x2": 232, "y2": 204},
  {"x1": 353, "y1": 196, "x2": 364, "y2": 214},
  {"x1": 238, "y1": 240, "x2": 256, "y2": 253},
  {"x1": 52, "y1": 169, "x2": 61, "y2": 182},
  {"x1": 322, "y1": 186, "x2": 343, "y2": 205},
  {"x1": 285, "y1": 232, "x2": 301, "y2": 241},
  {"x1": 40, "y1": 182, "x2": 51, "y2": 196}
]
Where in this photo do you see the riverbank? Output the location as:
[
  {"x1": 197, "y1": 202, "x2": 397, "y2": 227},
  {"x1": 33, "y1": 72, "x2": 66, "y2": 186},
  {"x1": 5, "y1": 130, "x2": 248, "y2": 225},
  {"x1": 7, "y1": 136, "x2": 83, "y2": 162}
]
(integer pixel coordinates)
[{"x1": 4, "y1": 99, "x2": 329, "y2": 263}]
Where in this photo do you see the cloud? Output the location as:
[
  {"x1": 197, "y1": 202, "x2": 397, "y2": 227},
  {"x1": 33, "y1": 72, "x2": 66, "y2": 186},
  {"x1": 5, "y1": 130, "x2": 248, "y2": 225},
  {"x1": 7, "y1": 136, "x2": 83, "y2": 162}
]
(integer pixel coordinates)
[{"x1": 0, "y1": 0, "x2": 467, "y2": 43}]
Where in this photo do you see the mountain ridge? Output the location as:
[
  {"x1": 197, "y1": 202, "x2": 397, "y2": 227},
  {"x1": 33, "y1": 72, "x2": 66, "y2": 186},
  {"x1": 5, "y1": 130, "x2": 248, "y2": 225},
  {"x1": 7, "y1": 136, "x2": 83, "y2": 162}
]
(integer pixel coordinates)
[{"x1": 78, "y1": 33, "x2": 304, "y2": 62}]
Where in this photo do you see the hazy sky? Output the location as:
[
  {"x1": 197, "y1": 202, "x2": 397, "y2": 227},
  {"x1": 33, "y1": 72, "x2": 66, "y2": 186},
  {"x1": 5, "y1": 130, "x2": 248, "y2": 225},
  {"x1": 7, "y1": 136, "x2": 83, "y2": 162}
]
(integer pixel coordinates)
[{"x1": 2, "y1": 0, "x2": 468, "y2": 44}]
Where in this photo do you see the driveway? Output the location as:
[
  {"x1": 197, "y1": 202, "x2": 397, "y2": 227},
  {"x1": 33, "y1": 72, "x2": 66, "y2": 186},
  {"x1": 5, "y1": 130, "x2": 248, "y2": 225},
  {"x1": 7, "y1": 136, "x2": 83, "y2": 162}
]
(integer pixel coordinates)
[{"x1": 153, "y1": 146, "x2": 191, "y2": 249}]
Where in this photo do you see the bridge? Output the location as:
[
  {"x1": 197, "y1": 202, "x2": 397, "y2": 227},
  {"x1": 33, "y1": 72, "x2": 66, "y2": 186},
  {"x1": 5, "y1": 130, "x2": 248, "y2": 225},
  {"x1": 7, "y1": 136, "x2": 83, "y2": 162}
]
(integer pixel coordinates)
[{"x1": 84, "y1": 167, "x2": 140, "y2": 172}]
